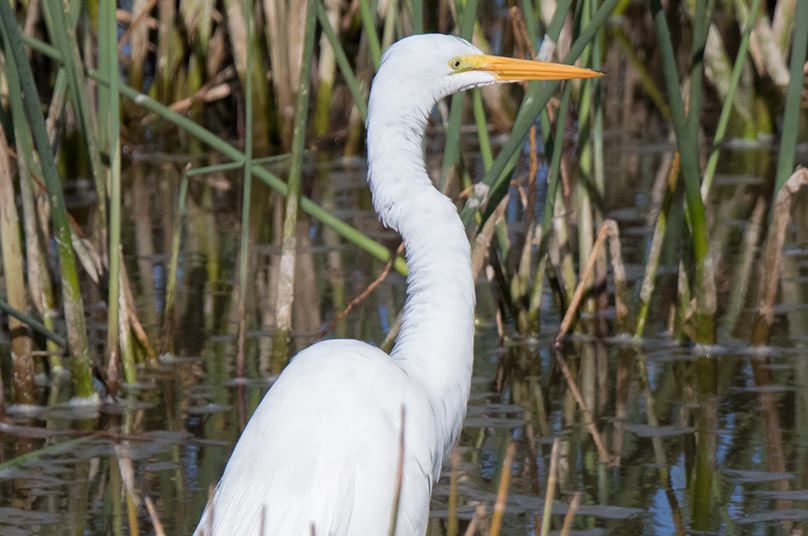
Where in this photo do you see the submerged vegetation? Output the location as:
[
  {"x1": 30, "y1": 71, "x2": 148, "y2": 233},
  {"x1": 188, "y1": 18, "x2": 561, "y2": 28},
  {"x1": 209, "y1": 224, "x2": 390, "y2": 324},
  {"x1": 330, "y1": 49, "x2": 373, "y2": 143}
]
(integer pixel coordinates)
[{"x1": 1, "y1": 0, "x2": 807, "y2": 534}]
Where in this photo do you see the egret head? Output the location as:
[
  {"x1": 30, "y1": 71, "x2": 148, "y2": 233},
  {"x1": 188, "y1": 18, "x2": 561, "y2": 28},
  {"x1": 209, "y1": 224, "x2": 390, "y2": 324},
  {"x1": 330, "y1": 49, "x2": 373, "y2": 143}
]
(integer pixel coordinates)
[{"x1": 369, "y1": 34, "x2": 602, "y2": 121}]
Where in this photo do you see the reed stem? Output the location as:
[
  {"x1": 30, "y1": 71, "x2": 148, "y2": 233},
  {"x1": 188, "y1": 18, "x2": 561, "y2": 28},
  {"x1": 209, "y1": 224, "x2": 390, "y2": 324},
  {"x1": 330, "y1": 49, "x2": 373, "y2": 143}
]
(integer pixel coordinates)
[
  {"x1": 650, "y1": 0, "x2": 715, "y2": 344},
  {"x1": 773, "y1": 0, "x2": 808, "y2": 195},
  {"x1": 20, "y1": 32, "x2": 407, "y2": 276},
  {"x1": 464, "y1": 0, "x2": 620, "y2": 228},
  {"x1": 236, "y1": 0, "x2": 256, "y2": 376},
  {"x1": 272, "y1": 0, "x2": 318, "y2": 370},
  {"x1": 101, "y1": 0, "x2": 125, "y2": 386},
  {"x1": 0, "y1": 2, "x2": 95, "y2": 399}
]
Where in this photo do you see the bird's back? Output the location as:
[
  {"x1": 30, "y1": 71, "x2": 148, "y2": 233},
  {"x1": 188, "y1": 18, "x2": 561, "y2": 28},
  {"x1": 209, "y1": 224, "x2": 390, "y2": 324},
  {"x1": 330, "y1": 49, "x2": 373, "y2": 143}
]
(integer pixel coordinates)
[{"x1": 193, "y1": 339, "x2": 438, "y2": 536}]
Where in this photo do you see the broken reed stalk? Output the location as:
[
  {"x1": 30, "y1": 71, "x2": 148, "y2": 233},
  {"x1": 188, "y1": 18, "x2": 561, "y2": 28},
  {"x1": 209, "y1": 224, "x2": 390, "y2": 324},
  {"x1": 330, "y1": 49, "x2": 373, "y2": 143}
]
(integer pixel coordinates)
[
  {"x1": 556, "y1": 220, "x2": 628, "y2": 342},
  {"x1": 0, "y1": 3, "x2": 95, "y2": 399},
  {"x1": 489, "y1": 442, "x2": 517, "y2": 536},
  {"x1": 271, "y1": 0, "x2": 318, "y2": 372},
  {"x1": 553, "y1": 350, "x2": 611, "y2": 464},
  {"x1": 750, "y1": 168, "x2": 808, "y2": 345}
]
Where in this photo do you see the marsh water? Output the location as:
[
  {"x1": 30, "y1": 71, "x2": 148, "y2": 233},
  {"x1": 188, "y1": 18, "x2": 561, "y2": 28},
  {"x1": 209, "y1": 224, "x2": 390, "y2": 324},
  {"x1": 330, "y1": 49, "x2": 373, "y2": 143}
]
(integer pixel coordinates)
[{"x1": 2, "y1": 126, "x2": 808, "y2": 536}]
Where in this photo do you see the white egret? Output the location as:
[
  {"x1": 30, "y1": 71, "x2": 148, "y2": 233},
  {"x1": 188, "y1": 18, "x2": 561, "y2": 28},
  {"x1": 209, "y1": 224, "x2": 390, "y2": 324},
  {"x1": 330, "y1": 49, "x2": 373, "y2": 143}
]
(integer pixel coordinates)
[{"x1": 194, "y1": 33, "x2": 600, "y2": 536}]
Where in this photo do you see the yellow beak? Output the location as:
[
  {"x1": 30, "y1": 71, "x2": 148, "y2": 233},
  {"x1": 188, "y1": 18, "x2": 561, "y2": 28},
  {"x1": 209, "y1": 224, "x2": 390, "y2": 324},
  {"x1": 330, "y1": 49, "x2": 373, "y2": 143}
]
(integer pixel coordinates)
[{"x1": 467, "y1": 55, "x2": 603, "y2": 81}]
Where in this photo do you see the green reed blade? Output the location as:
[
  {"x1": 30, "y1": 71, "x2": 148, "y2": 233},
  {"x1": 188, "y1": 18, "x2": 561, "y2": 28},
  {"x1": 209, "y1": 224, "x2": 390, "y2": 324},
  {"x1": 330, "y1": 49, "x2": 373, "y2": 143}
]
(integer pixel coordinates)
[
  {"x1": 160, "y1": 171, "x2": 189, "y2": 357},
  {"x1": 576, "y1": 0, "x2": 596, "y2": 304},
  {"x1": 635, "y1": 152, "x2": 676, "y2": 339},
  {"x1": 97, "y1": 0, "x2": 111, "y2": 152},
  {"x1": 774, "y1": 0, "x2": 808, "y2": 195},
  {"x1": 687, "y1": 0, "x2": 714, "y2": 154},
  {"x1": 613, "y1": 27, "x2": 670, "y2": 118},
  {"x1": 463, "y1": 0, "x2": 620, "y2": 228},
  {"x1": 100, "y1": 0, "x2": 126, "y2": 382},
  {"x1": 650, "y1": 0, "x2": 714, "y2": 343},
  {"x1": 3, "y1": 27, "x2": 63, "y2": 372},
  {"x1": 547, "y1": 0, "x2": 573, "y2": 45},
  {"x1": 520, "y1": 0, "x2": 537, "y2": 47},
  {"x1": 41, "y1": 0, "x2": 107, "y2": 224},
  {"x1": 472, "y1": 89, "x2": 492, "y2": 170},
  {"x1": 236, "y1": 0, "x2": 256, "y2": 374},
  {"x1": 650, "y1": 0, "x2": 707, "y2": 245},
  {"x1": 316, "y1": 0, "x2": 368, "y2": 122},
  {"x1": 359, "y1": 0, "x2": 382, "y2": 69},
  {"x1": 591, "y1": 1, "x2": 604, "y2": 205},
  {"x1": 380, "y1": 0, "x2": 398, "y2": 50},
  {"x1": 20, "y1": 32, "x2": 406, "y2": 277},
  {"x1": 410, "y1": 0, "x2": 423, "y2": 34},
  {"x1": 527, "y1": 83, "x2": 573, "y2": 324},
  {"x1": 439, "y1": 0, "x2": 478, "y2": 193},
  {"x1": 702, "y1": 0, "x2": 763, "y2": 198},
  {"x1": 0, "y1": 4, "x2": 94, "y2": 399}
]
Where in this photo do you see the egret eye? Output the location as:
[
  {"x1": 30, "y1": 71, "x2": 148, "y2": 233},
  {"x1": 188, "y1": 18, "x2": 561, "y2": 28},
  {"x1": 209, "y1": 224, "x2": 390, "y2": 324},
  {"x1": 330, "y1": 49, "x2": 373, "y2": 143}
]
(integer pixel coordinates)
[{"x1": 449, "y1": 57, "x2": 463, "y2": 70}]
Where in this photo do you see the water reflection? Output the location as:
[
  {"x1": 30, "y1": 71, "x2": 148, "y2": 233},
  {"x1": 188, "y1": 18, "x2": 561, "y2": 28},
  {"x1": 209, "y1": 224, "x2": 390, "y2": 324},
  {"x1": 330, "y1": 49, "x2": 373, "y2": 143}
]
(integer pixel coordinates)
[
  {"x1": 2, "y1": 149, "x2": 808, "y2": 535},
  {"x1": 3, "y1": 330, "x2": 808, "y2": 534}
]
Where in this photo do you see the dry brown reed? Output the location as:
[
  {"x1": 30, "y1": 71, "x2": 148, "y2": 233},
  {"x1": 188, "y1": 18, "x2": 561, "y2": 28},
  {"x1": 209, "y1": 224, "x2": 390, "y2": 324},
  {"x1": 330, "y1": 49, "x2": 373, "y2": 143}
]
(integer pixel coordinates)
[{"x1": 750, "y1": 167, "x2": 808, "y2": 345}]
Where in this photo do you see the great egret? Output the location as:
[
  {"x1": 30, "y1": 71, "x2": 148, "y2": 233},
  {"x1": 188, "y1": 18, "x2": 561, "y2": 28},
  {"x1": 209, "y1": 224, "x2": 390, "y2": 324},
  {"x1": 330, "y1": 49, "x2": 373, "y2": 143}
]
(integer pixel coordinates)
[{"x1": 194, "y1": 34, "x2": 600, "y2": 536}]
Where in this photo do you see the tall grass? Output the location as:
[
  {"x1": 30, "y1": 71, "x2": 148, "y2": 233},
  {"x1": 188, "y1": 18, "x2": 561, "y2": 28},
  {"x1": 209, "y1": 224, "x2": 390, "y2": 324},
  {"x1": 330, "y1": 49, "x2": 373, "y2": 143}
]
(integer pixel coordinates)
[
  {"x1": 0, "y1": 1, "x2": 94, "y2": 399},
  {"x1": 0, "y1": 0, "x2": 805, "y2": 407},
  {"x1": 2, "y1": 2, "x2": 808, "y2": 534}
]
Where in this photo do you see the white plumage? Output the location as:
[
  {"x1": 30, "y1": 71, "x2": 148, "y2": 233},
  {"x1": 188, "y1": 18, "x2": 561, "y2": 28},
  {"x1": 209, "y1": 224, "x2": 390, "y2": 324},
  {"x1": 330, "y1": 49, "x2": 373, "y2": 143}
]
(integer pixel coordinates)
[{"x1": 194, "y1": 33, "x2": 599, "y2": 536}]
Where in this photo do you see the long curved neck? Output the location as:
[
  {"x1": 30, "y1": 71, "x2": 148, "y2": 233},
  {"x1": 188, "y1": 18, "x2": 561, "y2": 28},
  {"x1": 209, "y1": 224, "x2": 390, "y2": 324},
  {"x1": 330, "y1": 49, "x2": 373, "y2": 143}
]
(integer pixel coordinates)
[{"x1": 366, "y1": 95, "x2": 475, "y2": 445}]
